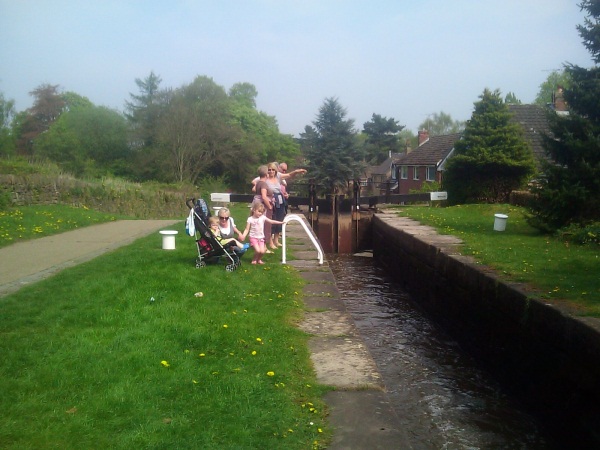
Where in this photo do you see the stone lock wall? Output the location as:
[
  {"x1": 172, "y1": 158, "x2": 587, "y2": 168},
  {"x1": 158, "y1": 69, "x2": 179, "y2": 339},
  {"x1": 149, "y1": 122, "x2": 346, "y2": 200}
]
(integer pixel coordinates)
[{"x1": 372, "y1": 212, "x2": 600, "y2": 446}]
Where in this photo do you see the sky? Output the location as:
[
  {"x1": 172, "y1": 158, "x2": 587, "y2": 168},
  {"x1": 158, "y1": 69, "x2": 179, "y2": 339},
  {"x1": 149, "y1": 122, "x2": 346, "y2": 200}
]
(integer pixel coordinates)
[{"x1": 0, "y1": 0, "x2": 594, "y2": 137}]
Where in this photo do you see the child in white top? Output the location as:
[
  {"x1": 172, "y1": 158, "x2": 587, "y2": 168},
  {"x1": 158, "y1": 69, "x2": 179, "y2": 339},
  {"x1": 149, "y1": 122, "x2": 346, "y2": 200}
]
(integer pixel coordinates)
[{"x1": 240, "y1": 202, "x2": 284, "y2": 265}]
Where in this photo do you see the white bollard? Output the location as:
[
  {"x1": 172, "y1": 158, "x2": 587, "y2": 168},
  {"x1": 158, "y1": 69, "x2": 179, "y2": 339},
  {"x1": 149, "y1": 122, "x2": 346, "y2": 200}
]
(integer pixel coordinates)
[
  {"x1": 493, "y1": 214, "x2": 508, "y2": 232},
  {"x1": 159, "y1": 230, "x2": 178, "y2": 249}
]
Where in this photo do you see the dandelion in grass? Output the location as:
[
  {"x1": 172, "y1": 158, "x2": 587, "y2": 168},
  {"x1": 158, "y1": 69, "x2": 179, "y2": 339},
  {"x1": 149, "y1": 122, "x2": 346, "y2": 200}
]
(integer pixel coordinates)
[
  {"x1": 252, "y1": 350, "x2": 257, "y2": 356},
  {"x1": 199, "y1": 353, "x2": 206, "y2": 357},
  {"x1": 256, "y1": 337, "x2": 262, "y2": 343},
  {"x1": 161, "y1": 360, "x2": 170, "y2": 368},
  {"x1": 266, "y1": 371, "x2": 275, "y2": 377},
  {"x1": 223, "y1": 324, "x2": 228, "y2": 328}
]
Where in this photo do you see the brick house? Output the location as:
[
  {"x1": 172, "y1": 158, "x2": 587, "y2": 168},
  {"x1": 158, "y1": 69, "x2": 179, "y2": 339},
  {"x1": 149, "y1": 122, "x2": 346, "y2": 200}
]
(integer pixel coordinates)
[{"x1": 394, "y1": 131, "x2": 461, "y2": 194}]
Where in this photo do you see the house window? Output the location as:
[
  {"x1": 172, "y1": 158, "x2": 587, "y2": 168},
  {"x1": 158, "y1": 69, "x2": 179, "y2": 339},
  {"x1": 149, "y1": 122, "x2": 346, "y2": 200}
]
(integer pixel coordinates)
[
  {"x1": 391, "y1": 165, "x2": 397, "y2": 180},
  {"x1": 412, "y1": 167, "x2": 419, "y2": 180},
  {"x1": 400, "y1": 166, "x2": 408, "y2": 179},
  {"x1": 426, "y1": 166, "x2": 436, "y2": 181}
]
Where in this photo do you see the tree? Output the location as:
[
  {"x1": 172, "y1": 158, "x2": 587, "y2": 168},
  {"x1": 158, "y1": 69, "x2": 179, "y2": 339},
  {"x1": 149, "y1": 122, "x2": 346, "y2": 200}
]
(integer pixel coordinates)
[
  {"x1": 229, "y1": 82, "x2": 258, "y2": 108},
  {"x1": 125, "y1": 71, "x2": 164, "y2": 148},
  {"x1": 362, "y1": 113, "x2": 404, "y2": 164},
  {"x1": 418, "y1": 111, "x2": 464, "y2": 136},
  {"x1": 0, "y1": 92, "x2": 16, "y2": 157},
  {"x1": 529, "y1": 1, "x2": 600, "y2": 230},
  {"x1": 443, "y1": 89, "x2": 536, "y2": 204},
  {"x1": 228, "y1": 82, "x2": 299, "y2": 165},
  {"x1": 35, "y1": 104, "x2": 129, "y2": 177},
  {"x1": 300, "y1": 97, "x2": 364, "y2": 194},
  {"x1": 16, "y1": 83, "x2": 66, "y2": 155},
  {"x1": 534, "y1": 70, "x2": 572, "y2": 107},
  {"x1": 504, "y1": 92, "x2": 522, "y2": 104},
  {"x1": 156, "y1": 76, "x2": 245, "y2": 184}
]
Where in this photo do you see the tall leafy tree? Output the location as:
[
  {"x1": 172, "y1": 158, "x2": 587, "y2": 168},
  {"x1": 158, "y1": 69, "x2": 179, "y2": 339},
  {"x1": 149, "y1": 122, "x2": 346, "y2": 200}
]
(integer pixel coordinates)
[
  {"x1": 534, "y1": 70, "x2": 572, "y2": 107},
  {"x1": 362, "y1": 113, "x2": 404, "y2": 164},
  {"x1": 228, "y1": 82, "x2": 258, "y2": 108},
  {"x1": 156, "y1": 76, "x2": 245, "y2": 184},
  {"x1": 35, "y1": 104, "x2": 129, "y2": 177},
  {"x1": 228, "y1": 82, "x2": 299, "y2": 165},
  {"x1": 418, "y1": 111, "x2": 464, "y2": 136},
  {"x1": 0, "y1": 92, "x2": 16, "y2": 157},
  {"x1": 300, "y1": 97, "x2": 364, "y2": 194},
  {"x1": 529, "y1": 0, "x2": 600, "y2": 230},
  {"x1": 443, "y1": 89, "x2": 535, "y2": 204},
  {"x1": 16, "y1": 84, "x2": 66, "y2": 155}
]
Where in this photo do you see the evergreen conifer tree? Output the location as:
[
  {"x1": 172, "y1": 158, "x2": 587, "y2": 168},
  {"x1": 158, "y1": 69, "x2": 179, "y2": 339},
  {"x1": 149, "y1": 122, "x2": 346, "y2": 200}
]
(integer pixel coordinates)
[
  {"x1": 443, "y1": 89, "x2": 535, "y2": 204},
  {"x1": 300, "y1": 97, "x2": 364, "y2": 194},
  {"x1": 530, "y1": 0, "x2": 600, "y2": 230}
]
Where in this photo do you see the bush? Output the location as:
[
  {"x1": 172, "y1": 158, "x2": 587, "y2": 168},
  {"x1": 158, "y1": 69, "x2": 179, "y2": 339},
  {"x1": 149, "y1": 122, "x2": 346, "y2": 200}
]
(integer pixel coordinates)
[{"x1": 557, "y1": 222, "x2": 600, "y2": 247}]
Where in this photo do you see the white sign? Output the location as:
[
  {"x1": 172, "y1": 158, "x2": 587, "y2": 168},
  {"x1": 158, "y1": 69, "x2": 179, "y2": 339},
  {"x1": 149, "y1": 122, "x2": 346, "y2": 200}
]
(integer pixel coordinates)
[
  {"x1": 210, "y1": 193, "x2": 231, "y2": 203},
  {"x1": 430, "y1": 191, "x2": 448, "y2": 201}
]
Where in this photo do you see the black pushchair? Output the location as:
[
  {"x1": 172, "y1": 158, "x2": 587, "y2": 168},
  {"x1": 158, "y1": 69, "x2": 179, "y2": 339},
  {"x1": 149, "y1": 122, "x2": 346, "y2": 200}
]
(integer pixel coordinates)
[{"x1": 185, "y1": 198, "x2": 241, "y2": 272}]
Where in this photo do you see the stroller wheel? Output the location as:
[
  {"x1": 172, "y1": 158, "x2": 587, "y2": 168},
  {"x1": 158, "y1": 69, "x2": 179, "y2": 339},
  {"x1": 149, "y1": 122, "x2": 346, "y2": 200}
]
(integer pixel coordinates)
[
  {"x1": 225, "y1": 264, "x2": 235, "y2": 272},
  {"x1": 196, "y1": 260, "x2": 207, "y2": 269}
]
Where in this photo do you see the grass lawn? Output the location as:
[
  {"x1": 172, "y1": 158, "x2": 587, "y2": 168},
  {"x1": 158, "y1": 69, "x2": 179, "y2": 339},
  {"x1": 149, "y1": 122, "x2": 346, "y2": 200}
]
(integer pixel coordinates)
[
  {"x1": 0, "y1": 204, "x2": 123, "y2": 248},
  {"x1": 0, "y1": 204, "x2": 330, "y2": 449},
  {"x1": 393, "y1": 203, "x2": 600, "y2": 317}
]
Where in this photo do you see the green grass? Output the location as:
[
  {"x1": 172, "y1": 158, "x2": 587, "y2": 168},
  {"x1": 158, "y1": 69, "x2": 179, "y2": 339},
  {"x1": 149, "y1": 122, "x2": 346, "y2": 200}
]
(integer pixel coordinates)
[
  {"x1": 0, "y1": 206, "x2": 330, "y2": 449},
  {"x1": 0, "y1": 204, "x2": 124, "y2": 248},
  {"x1": 394, "y1": 204, "x2": 600, "y2": 316}
]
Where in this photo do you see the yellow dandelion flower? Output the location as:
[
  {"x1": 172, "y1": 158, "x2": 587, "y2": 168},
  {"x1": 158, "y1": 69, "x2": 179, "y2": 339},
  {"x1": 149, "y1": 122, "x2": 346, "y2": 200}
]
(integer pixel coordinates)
[
  {"x1": 256, "y1": 337, "x2": 262, "y2": 342},
  {"x1": 223, "y1": 324, "x2": 228, "y2": 328},
  {"x1": 199, "y1": 353, "x2": 206, "y2": 357},
  {"x1": 161, "y1": 360, "x2": 170, "y2": 368},
  {"x1": 266, "y1": 371, "x2": 275, "y2": 377},
  {"x1": 252, "y1": 350, "x2": 257, "y2": 356}
]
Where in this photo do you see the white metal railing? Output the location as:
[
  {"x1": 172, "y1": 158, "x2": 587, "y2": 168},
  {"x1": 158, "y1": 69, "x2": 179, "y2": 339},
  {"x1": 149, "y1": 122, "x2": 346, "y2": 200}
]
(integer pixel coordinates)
[{"x1": 281, "y1": 214, "x2": 323, "y2": 265}]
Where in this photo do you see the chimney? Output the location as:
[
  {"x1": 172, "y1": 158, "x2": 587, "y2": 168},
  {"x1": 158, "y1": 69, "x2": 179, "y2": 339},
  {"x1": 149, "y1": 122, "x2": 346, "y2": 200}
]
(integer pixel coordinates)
[
  {"x1": 418, "y1": 129, "x2": 429, "y2": 146},
  {"x1": 553, "y1": 85, "x2": 567, "y2": 112}
]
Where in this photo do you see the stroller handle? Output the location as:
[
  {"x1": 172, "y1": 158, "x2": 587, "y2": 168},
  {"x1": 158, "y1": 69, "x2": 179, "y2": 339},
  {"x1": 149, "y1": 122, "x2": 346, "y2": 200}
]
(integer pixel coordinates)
[{"x1": 186, "y1": 198, "x2": 195, "y2": 209}]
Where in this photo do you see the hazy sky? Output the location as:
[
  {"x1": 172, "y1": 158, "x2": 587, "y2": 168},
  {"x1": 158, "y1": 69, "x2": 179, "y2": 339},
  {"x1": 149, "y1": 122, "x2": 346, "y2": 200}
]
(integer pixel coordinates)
[{"x1": 0, "y1": 0, "x2": 593, "y2": 136}]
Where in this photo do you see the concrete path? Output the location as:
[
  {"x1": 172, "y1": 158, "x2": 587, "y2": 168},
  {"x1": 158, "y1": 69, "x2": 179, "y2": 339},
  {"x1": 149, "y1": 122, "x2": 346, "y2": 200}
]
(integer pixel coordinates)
[
  {"x1": 0, "y1": 217, "x2": 409, "y2": 448},
  {"x1": 0, "y1": 219, "x2": 180, "y2": 297}
]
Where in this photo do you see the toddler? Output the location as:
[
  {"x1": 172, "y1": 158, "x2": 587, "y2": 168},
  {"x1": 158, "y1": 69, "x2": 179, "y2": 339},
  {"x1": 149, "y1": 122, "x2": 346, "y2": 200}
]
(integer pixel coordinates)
[
  {"x1": 240, "y1": 202, "x2": 285, "y2": 265},
  {"x1": 208, "y1": 216, "x2": 247, "y2": 251}
]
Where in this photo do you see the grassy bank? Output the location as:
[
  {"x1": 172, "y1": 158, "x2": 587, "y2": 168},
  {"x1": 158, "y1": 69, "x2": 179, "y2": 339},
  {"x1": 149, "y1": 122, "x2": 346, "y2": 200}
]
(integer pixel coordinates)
[
  {"x1": 393, "y1": 204, "x2": 600, "y2": 317},
  {"x1": 0, "y1": 204, "x2": 123, "y2": 248},
  {"x1": 0, "y1": 205, "x2": 330, "y2": 449}
]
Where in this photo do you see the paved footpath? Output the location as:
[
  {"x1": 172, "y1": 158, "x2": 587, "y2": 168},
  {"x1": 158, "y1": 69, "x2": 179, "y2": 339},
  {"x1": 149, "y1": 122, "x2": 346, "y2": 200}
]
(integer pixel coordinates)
[
  {"x1": 0, "y1": 219, "x2": 179, "y2": 297},
  {"x1": 0, "y1": 218, "x2": 409, "y2": 448}
]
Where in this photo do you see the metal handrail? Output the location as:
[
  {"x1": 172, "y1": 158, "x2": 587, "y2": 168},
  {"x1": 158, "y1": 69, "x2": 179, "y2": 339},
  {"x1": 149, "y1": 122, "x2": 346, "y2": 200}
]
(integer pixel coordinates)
[{"x1": 281, "y1": 214, "x2": 323, "y2": 265}]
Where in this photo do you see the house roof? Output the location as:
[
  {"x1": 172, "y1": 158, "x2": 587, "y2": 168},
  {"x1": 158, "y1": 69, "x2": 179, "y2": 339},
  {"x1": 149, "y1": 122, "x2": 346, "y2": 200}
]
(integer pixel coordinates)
[
  {"x1": 508, "y1": 104, "x2": 553, "y2": 168},
  {"x1": 394, "y1": 133, "x2": 461, "y2": 166},
  {"x1": 370, "y1": 152, "x2": 405, "y2": 175}
]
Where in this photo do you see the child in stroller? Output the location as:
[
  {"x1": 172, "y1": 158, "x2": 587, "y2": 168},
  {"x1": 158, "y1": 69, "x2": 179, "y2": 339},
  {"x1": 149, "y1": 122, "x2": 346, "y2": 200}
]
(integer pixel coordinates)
[
  {"x1": 208, "y1": 216, "x2": 249, "y2": 253},
  {"x1": 186, "y1": 198, "x2": 242, "y2": 271}
]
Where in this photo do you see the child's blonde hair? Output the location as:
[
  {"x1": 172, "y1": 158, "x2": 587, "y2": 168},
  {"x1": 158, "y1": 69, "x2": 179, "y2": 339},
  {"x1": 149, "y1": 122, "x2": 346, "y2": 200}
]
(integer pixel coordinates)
[
  {"x1": 252, "y1": 202, "x2": 266, "y2": 214},
  {"x1": 208, "y1": 216, "x2": 219, "y2": 227}
]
